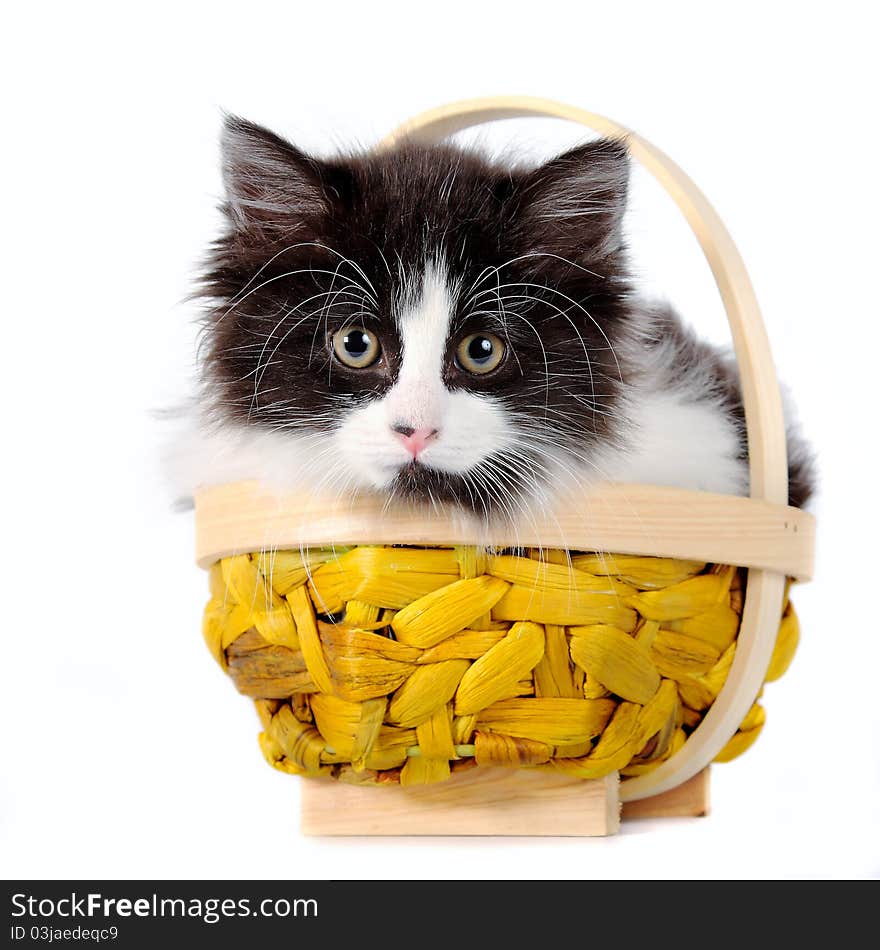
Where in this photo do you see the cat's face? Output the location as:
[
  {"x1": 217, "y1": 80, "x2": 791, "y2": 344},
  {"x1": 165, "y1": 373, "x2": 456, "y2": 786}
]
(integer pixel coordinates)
[{"x1": 200, "y1": 117, "x2": 633, "y2": 519}]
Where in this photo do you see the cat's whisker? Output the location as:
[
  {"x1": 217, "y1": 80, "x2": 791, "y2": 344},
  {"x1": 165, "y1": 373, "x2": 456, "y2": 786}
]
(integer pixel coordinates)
[
  {"x1": 508, "y1": 428, "x2": 621, "y2": 490},
  {"x1": 489, "y1": 280, "x2": 624, "y2": 384},
  {"x1": 318, "y1": 245, "x2": 379, "y2": 302},
  {"x1": 459, "y1": 249, "x2": 606, "y2": 313},
  {"x1": 208, "y1": 266, "x2": 374, "y2": 331},
  {"x1": 469, "y1": 287, "x2": 552, "y2": 411},
  {"x1": 249, "y1": 283, "x2": 370, "y2": 412},
  {"x1": 204, "y1": 242, "x2": 350, "y2": 311},
  {"x1": 488, "y1": 288, "x2": 599, "y2": 410}
]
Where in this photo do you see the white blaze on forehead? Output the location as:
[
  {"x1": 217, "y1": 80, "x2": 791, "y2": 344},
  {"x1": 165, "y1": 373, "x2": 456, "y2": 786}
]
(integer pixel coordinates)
[{"x1": 384, "y1": 264, "x2": 456, "y2": 428}]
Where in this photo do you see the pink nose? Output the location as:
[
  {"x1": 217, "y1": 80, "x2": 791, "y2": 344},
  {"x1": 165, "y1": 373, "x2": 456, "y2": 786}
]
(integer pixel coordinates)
[{"x1": 392, "y1": 424, "x2": 438, "y2": 459}]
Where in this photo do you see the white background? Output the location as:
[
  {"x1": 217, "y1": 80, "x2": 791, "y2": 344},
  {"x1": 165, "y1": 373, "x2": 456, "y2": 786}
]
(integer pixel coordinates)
[{"x1": 2, "y1": 1, "x2": 878, "y2": 880}]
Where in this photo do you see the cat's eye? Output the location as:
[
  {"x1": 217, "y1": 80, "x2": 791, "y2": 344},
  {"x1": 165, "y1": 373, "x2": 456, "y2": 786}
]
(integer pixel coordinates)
[
  {"x1": 455, "y1": 332, "x2": 505, "y2": 375},
  {"x1": 332, "y1": 325, "x2": 381, "y2": 369}
]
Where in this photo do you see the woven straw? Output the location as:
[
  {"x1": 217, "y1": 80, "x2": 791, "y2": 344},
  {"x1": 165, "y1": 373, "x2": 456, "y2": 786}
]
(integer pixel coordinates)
[{"x1": 202, "y1": 545, "x2": 798, "y2": 786}]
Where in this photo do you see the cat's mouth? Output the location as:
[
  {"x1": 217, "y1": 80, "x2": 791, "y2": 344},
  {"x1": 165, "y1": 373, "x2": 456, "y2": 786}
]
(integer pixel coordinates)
[
  {"x1": 390, "y1": 460, "x2": 470, "y2": 506},
  {"x1": 387, "y1": 457, "x2": 528, "y2": 517},
  {"x1": 395, "y1": 458, "x2": 441, "y2": 482}
]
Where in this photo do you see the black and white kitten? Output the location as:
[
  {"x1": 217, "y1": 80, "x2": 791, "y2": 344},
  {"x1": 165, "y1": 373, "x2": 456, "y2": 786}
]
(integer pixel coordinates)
[{"x1": 173, "y1": 116, "x2": 814, "y2": 517}]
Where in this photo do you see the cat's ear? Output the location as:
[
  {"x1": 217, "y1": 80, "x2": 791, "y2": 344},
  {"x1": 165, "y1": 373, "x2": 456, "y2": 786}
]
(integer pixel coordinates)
[
  {"x1": 515, "y1": 139, "x2": 629, "y2": 264},
  {"x1": 220, "y1": 115, "x2": 330, "y2": 232}
]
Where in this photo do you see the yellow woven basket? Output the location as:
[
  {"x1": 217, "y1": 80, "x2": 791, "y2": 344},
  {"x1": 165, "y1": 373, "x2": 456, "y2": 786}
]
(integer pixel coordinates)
[
  {"x1": 193, "y1": 97, "x2": 816, "y2": 817},
  {"x1": 204, "y1": 540, "x2": 798, "y2": 784}
]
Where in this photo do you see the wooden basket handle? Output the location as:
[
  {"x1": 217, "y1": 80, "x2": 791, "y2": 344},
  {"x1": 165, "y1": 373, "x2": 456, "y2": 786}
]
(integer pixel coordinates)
[
  {"x1": 380, "y1": 95, "x2": 788, "y2": 505},
  {"x1": 379, "y1": 96, "x2": 791, "y2": 802}
]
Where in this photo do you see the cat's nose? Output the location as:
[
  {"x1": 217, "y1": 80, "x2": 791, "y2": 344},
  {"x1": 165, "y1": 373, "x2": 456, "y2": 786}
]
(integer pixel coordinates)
[{"x1": 392, "y1": 424, "x2": 439, "y2": 459}]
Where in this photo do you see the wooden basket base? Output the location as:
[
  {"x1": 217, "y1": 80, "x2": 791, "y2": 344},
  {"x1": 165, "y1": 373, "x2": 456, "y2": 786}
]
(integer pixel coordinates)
[
  {"x1": 300, "y1": 767, "x2": 710, "y2": 836},
  {"x1": 622, "y1": 768, "x2": 710, "y2": 821}
]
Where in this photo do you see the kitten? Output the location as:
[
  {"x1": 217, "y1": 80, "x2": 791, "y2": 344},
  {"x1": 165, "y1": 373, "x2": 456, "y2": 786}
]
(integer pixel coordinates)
[{"x1": 171, "y1": 116, "x2": 814, "y2": 519}]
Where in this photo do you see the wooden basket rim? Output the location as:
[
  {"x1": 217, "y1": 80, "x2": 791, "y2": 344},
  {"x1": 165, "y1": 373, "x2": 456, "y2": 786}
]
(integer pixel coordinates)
[{"x1": 194, "y1": 480, "x2": 815, "y2": 581}]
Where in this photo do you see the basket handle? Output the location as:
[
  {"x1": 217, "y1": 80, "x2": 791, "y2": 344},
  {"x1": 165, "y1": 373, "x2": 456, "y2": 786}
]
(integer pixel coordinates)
[{"x1": 380, "y1": 95, "x2": 788, "y2": 505}]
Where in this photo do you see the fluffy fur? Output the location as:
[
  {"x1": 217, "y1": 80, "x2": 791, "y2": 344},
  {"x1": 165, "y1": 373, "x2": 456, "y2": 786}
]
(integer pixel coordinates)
[{"x1": 169, "y1": 116, "x2": 814, "y2": 519}]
